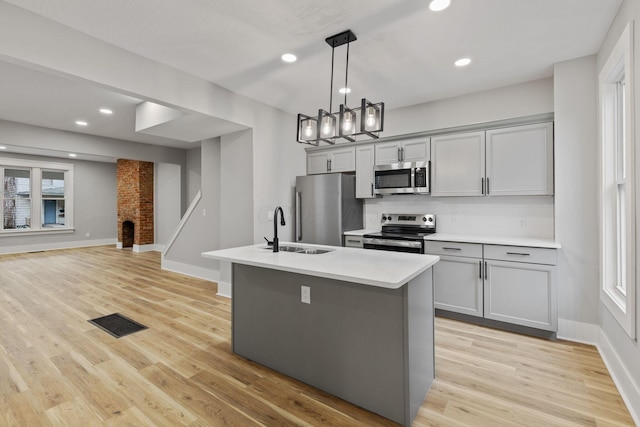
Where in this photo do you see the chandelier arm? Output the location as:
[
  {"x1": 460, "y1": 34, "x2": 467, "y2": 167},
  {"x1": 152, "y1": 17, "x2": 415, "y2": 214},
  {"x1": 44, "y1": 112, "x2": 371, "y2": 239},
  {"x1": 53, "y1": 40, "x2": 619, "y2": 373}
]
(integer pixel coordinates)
[
  {"x1": 344, "y1": 41, "x2": 350, "y2": 106},
  {"x1": 329, "y1": 46, "x2": 335, "y2": 114}
]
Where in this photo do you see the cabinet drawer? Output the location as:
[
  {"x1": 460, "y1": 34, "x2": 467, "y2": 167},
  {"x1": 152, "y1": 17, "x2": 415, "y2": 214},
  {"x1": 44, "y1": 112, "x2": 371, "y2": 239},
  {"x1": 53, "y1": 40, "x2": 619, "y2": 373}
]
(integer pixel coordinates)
[
  {"x1": 344, "y1": 236, "x2": 364, "y2": 248},
  {"x1": 484, "y1": 245, "x2": 556, "y2": 265},
  {"x1": 424, "y1": 241, "x2": 482, "y2": 258}
]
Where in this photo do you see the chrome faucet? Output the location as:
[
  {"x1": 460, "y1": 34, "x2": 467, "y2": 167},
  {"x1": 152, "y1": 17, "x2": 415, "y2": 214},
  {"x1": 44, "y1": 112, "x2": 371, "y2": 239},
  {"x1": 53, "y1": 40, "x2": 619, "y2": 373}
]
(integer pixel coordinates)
[{"x1": 273, "y1": 206, "x2": 285, "y2": 252}]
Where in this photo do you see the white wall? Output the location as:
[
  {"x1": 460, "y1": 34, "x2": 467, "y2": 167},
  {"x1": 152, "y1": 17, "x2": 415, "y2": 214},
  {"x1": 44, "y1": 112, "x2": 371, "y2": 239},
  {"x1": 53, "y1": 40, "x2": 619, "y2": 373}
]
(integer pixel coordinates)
[
  {"x1": 595, "y1": 0, "x2": 640, "y2": 421},
  {"x1": 553, "y1": 56, "x2": 600, "y2": 333}
]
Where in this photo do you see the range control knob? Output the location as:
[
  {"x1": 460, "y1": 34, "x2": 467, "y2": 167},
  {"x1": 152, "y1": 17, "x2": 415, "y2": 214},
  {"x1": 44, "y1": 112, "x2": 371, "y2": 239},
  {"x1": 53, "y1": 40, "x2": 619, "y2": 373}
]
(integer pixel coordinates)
[
  {"x1": 422, "y1": 217, "x2": 427, "y2": 222},
  {"x1": 382, "y1": 216, "x2": 387, "y2": 221},
  {"x1": 427, "y1": 217, "x2": 434, "y2": 222}
]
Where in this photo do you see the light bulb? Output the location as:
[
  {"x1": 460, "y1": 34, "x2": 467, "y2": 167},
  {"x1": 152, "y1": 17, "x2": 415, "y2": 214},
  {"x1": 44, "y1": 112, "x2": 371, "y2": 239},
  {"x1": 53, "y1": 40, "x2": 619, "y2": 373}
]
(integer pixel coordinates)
[
  {"x1": 304, "y1": 121, "x2": 313, "y2": 137},
  {"x1": 322, "y1": 117, "x2": 333, "y2": 135},
  {"x1": 343, "y1": 111, "x2": 353, "y2": 132},
  {"x1": 365, "y1": 107, "x2": 376, "y2": 128}
]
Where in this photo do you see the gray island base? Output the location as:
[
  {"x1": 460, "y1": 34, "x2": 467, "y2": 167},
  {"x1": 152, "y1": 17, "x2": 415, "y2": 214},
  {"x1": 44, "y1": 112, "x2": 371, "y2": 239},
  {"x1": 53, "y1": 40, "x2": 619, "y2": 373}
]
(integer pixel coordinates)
[{"x1": 232, "y1": 264, "x2": 434, "y2": 426}]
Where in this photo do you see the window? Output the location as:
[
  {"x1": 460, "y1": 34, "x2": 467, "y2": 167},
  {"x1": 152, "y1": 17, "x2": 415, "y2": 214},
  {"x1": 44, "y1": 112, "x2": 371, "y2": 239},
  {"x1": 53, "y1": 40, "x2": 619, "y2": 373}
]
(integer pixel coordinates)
[
  {"x1": 0, "y1": 158, "x2": 74, "y2": 235},
  {"x1": 599, "y1": 21, "x2": 636, "y2": 339}
]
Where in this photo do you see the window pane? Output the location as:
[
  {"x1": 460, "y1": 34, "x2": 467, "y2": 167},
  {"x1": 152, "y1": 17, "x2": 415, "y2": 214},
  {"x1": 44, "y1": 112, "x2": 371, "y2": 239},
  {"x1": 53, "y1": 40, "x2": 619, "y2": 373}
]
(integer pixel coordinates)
[
  {"x1": 3, "y1": 198, "x2": 31, "y2": 229},
  {"x1": 4, "y1": 168, "x2": 31, "y2": 198},
  {"x1": 42, "y1": 170, "x2": 65, "y2": 199},
  {"x1": 42, "y1": 199, "x2": 65, "y2": 227}
]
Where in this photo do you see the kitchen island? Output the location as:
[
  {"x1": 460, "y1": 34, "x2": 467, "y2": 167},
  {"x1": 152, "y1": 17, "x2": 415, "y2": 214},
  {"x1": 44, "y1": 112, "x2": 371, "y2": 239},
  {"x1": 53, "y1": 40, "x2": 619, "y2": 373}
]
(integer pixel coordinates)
[{"x1": 202, "y1": 243, "x2": 439, "y2": 426}]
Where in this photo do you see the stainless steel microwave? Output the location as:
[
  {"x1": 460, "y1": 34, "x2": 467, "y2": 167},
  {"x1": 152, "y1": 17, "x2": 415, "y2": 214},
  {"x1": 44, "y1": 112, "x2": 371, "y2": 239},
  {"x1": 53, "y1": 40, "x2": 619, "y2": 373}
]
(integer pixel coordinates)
[{"x1": 374, "y1": 161, "x2": 430, "y2": 195}]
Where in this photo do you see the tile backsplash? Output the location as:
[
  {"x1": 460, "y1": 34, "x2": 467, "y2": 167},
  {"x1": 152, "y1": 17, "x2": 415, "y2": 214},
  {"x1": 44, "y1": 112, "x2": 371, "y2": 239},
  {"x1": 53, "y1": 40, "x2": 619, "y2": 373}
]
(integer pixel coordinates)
[{"x1": 364, "y1": 195, "x2": 554, "y2": 239}]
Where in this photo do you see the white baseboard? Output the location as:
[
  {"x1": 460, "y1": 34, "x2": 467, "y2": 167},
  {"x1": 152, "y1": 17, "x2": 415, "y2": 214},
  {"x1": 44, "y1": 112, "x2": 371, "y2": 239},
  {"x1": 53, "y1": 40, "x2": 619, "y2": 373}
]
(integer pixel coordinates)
[
  {"x1": 557, "y1": 318, "x2": 599, "y2": 345},
  {"x1": 597, "y1": 329, "x2": 640, "y2": 426},
  {"x1": 0, "y1": 238, "x2": 117, "y2": 255},
  {"x1": 161, "y1": 258, "x2": 220, "y2": 283},
  {"x1": 133, "y1": 244, "x2": 159, "y2": 253},
  {"x1": 216, "y1": 281, "x2": 231, "y2": 298}
]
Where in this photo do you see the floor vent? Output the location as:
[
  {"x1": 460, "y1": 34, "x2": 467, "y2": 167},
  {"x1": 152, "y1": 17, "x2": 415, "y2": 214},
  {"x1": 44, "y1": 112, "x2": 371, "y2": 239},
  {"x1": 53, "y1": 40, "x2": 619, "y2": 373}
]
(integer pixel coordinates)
[{"x1": 88, "y1": 313, "x2": 147, "y2": 338}]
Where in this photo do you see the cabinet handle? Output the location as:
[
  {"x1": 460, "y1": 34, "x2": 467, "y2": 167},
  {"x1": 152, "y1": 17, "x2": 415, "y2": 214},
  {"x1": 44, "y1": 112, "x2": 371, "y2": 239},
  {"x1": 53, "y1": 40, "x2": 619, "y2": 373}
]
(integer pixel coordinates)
[
  {"x1": 506, "y1": 252, "x2": 531, "y2": 256},
  {"x1": 328, "y1": 159, "x2": 332, "y2": 172},
  {"x1": 481, "y1": 177, "x2": 485, "y2": 195},
  {"x1": 346, "y1": 239, "x2": 360, "y2": 244},
  {"x1": 442, "y1": 247, "x2": 462, "y2": 251},
  {"x1": 487, "y1": 177, "x2": 490, "y2": 195},
  {"x1": 401, "y1": 147, "x2": 405, "y2": 161},
  {"x1": 371, "y1": 183, "x2": 374, "y2": 197},
  {"x1": 397, "y1": 147, "x2": 402, "y2": 162},
  {"x1": 479, "y1": 260, "x2": 482, "y2": 279},
  {"x1": 484, "y1": 261, "x2": 488, "y2": 280}
]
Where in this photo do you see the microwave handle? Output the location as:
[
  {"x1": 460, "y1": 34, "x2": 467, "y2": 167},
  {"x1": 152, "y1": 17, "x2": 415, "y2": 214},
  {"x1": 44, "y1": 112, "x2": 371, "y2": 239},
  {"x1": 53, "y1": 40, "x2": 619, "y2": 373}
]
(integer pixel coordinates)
[{"x1": 295, "y1": 192, "x2": 302, "y2": 241}]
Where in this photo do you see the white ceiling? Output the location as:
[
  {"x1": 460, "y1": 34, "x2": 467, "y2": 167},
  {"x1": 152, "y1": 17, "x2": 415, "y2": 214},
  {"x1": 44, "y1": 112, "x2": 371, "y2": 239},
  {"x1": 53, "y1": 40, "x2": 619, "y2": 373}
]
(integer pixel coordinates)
[{"x1": 0, "y1": 0, "x2": 622, "y2": 149}]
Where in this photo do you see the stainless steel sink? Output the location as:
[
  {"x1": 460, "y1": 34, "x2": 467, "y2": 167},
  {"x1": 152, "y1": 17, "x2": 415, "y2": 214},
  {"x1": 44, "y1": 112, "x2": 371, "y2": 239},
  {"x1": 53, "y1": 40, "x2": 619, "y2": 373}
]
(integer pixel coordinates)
[{"x1": 263, "y1": 245, "x2": 333, "y2": 254}]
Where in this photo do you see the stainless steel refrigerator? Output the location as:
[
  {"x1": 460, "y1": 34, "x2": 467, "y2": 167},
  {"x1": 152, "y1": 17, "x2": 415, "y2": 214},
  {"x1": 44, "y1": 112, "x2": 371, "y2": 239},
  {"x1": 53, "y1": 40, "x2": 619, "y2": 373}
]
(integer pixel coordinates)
[{"x1": 295, "y1": 174, "x2": 363, "y2": 246}]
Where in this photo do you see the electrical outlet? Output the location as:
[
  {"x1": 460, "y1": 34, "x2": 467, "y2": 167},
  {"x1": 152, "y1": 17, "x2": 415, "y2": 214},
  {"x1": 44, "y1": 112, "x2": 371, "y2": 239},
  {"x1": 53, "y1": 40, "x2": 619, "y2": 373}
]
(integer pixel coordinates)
[
  {"x1": 202, "y1": 208, "x2": 207, "y2": 217},
  {"x1": 301, "y1": 285, "x2": 311, "y2": 304},
  {"x1": 519, "y1": 218, "x2": 527, "y2": 228},
  {"x1": 85, "y1": 232, "x2": 90, "y2": 238},
  {"x1": 451, "y1": 212, "x2": 458, "y2": 222},
  {"x1": 268, "y1": 211, "x2": 274, "y2": 220}
]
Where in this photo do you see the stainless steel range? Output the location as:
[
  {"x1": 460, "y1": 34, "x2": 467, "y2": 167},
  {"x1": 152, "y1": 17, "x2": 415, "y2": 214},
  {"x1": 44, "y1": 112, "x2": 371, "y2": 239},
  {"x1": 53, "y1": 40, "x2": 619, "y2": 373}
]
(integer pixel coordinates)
[{"x1": 363, "y1": 213, "x2": 436, "y2": 254}]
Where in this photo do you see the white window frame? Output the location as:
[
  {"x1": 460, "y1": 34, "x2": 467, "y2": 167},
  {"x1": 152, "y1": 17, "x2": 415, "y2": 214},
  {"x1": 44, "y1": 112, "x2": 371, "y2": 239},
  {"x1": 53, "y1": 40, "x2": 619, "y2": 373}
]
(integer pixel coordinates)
[
  {"x1": 0, "y1": 157, "x2": 74, "y2": 236},
  {"x1": 599, "y1": 21, "x2": 636, "y2": 339}
]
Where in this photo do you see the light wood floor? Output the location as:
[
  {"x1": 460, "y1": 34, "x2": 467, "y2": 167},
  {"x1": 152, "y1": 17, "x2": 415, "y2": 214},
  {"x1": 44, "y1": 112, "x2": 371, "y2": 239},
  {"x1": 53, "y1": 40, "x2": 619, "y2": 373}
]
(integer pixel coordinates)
[{"x1": 0, "y1": 246, "x2": 634, "y2": 426}]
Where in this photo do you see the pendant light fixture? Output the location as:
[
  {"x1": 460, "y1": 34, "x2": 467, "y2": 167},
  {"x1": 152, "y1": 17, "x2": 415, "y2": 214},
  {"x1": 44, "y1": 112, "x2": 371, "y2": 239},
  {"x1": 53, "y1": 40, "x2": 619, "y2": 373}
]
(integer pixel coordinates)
[{"x1": 297, "y1": 30, "x2": 384, "y2": 145}]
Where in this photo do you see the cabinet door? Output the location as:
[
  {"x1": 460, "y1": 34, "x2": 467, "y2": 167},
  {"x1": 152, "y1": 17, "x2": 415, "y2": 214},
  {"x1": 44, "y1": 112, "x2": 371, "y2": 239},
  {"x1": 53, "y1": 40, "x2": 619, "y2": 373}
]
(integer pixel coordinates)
[
  {"x1": 355, "y1": 145, "x2": 375, "y2": 198},
  {"x1": 374, "y1": 141, "x2": 401, "y2": 165},
  {"x1": 484, "y1": 260, "x2": 557, "y2": 331},
  {"x1": 431, "y1": 131, "x2": 485, "y2": 196},
  {"x1": 329, "y1": 147, "x2": 356, "y2": 173},
  {"x1": 401, "y1": 139, "x2": 429, "y2": 162},
  {"x1": 307, "y1": 152, "x2": 329, "y2": 175},
  {"x1": 433, "y1": 255, "x2": 483, "y2": 317},
  {"x1": 486, "y1": 122, "x2": 553, "y2": 196}
]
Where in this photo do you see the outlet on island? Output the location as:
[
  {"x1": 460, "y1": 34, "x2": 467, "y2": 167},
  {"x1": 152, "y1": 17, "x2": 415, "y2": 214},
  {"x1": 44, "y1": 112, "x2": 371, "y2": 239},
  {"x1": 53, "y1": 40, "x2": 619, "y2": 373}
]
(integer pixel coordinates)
[{"x1": 301, "y1": 285, "x2": 311, "y2": 304}]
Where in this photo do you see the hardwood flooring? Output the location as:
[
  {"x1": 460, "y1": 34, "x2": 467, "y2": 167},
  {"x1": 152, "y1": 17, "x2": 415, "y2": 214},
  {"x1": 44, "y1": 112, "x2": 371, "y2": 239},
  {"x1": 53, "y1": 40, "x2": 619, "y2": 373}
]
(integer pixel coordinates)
[{"x1": 0, "y1": 246, "x2": 634, "y2": 426}]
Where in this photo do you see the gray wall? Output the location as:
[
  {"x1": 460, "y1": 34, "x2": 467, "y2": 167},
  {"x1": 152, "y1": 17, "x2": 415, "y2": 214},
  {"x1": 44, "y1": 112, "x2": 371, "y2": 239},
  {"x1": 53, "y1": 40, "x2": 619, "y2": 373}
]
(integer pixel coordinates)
[
  {"x1": 0, "y1": 152, "x2": 116, "y2": 253},
  {"x1": 163, "y1": 138, "x2": 221, "y2": 271},
  {"x1": 185, "y1": 147, "x2": 201, "y2": 207},
  {"x1": 155, "y1": 162, "x2": 181, "y2": 247}
]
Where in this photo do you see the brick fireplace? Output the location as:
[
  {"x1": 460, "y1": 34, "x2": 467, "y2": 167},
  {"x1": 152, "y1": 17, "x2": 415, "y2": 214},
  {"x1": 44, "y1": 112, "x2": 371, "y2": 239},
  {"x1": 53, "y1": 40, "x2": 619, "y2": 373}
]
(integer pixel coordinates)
[{"x1": 116, "y1": 159, "x2": 154, "y2": 250}]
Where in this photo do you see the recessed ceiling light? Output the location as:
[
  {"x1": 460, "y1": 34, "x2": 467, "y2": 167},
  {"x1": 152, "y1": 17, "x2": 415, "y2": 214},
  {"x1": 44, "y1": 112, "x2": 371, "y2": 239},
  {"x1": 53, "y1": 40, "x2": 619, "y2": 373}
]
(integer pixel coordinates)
[
  {"x1": 99, "y1": 108, "x2": 113, "y2": 115},
  {"x1": 0, "y1": 146, "x2": 6, "y2": 150},
  {"x1": 455, "y1": 57, "x2": 472, "y2": 67},
  {"x1": 429, "y1": 0, "x2": 451, "y2": 12},
  {"x1": 68, "y1": 153, "x2": 77, "y2": 157},
  {"x1": 281, "y1": 53, "x2": 297, "y2": 63},
  {"x1": 339, "y1": 87, "x2": 351, "y2": 94},
  {"x1": 75, "y1": 120, "x2": 88, "y2": 126}
]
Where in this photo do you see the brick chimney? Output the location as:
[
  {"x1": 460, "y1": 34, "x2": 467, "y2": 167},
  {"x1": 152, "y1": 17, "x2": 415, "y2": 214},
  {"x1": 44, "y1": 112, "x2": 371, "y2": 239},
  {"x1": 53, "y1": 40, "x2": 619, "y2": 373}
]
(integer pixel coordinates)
[{"x1": 116, "y1": 159, "x2": 154, "y2": 249}]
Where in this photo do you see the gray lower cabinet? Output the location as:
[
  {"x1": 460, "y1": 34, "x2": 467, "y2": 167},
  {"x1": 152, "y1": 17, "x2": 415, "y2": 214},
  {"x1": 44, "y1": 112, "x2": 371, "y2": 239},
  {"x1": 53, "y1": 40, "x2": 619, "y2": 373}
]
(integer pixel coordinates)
[
  {"x1": 427, "y1": 241, "x2": 558, "y2": 332},
  {"x1": 426, "y1": 241, "x2": 483, "y2": 317},
  {"x1": 484, "y1": 245, "x2": 557, "y2": 331}
]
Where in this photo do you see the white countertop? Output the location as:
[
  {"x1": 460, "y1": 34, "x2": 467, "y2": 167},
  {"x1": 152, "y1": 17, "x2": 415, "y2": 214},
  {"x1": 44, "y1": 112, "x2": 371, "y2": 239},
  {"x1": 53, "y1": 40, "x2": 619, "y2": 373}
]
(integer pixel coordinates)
[
  {"x1": 345, "y1": 229, "x2": 560, "y2": 249},
  {"x1": 424, "y1": 233, "x2": 561, "y2": 249},
  {"x1": 343, "y1": 229, "x2": 379, "y2": 236},
  {"x1": 202, "y1": 242, "x2": 439, "y2": 289}
]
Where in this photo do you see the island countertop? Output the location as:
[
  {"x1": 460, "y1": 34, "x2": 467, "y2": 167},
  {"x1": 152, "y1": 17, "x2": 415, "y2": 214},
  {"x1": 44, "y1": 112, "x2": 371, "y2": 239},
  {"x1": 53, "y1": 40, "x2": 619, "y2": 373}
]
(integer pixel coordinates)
[{"x1": 202, "y1": 243, "x2": 439, "y2": 289}]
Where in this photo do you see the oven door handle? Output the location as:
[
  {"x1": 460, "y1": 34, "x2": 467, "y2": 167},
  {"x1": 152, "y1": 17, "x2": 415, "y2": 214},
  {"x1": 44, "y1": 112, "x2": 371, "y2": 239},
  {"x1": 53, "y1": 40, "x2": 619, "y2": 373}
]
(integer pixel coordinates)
[{"x1": 362, "y1": 238, "x2": 423, "y2": 249}]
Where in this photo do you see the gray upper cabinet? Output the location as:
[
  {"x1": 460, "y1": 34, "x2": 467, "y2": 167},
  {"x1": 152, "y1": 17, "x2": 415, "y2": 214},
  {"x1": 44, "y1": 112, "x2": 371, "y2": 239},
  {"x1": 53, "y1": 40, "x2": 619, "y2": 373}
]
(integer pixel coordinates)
[
  {"x1": 431, "y1": 131, "x2": 485, "y2": 196},
  {"x1": 431, "y1": 122, "x2": 554, "y2": 197},
  {"x1": 486, "y1": 122, "x2": 554, "y2": 196},
  {"x1": 374, "y1": 138, "x2": 430, "y2": 165},
  {"x1": 355, "y1": 145, "x2": 376, "y2": 199},
  {"x1": 307, "y1": 147, "x2": 356, "y2": 175}
]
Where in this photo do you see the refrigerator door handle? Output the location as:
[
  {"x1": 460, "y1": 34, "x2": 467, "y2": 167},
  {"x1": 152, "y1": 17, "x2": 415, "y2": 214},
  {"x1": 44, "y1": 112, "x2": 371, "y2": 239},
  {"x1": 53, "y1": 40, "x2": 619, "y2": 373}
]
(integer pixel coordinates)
[{"x1": 295, "y1": 191, "x2": 302, "y2": 241}]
